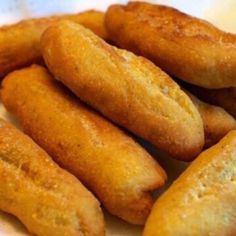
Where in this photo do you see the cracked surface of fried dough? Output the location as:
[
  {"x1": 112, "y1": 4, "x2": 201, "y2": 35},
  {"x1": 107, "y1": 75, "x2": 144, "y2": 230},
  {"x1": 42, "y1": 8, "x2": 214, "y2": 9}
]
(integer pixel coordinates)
[
  {"x1": 144, "y1": 130, "x2": 236, "y2": 236},
  {"x1": 1, "y1": 65, "x2": 166, "y2": 225},
  {"x1": 0, "y1": 118, "x2": 104, "y2": 236},
  {"x1": 105, "y1": 2, "x2": 236, "y2": 88},
  {"x1": 0, "y1": 10, "x2": 108, "y2": 77},
  {"x1": 41, "y1": 20, "x2": 204, "y2": 161},
  {"x1": 185, "y1": 91, "x2": 236, "y2": 147}
]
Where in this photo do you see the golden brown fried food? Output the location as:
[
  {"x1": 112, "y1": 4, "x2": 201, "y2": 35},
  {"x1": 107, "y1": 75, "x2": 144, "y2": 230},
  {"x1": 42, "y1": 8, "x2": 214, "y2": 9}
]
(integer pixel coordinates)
[
  {"x1": 185, "y1": 90, "x2": 236, "y2": 147},
  {"x1": 1, "y1": 65, "x2": 166, "y2": 225},
  {"x1": 41, "y1": 20, "x2": 204, "y2": 161},
  {"x1": 144, "y1": 130, "x2": 236, "y2": 236},
  {"x1": 0, "y1": 10, "x2": 108, "y2": 77},
  {"x1": 0, "y1": 118, "x2": 104, "y2": 236},
  {"x1": 105, "y1": 2, "x2": 236, "y2": 89},
  {"x1": 185, "y1": 85, "x2": 236, "y2": 119},
  {"x1": 71, "y1": 10, "x2": 108, "y2": 40}
]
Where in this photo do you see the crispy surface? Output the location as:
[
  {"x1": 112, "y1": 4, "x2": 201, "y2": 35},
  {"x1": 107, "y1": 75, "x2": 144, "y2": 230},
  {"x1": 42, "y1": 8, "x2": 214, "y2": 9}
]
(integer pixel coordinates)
[
  {"x1": 185, "y1": 90, "x2": 236, "y2": 147},
  {"x1": 0, "y1": 10, "x2": 108, "y2": 77},
  {"x1": 105, "y1": 2, "x2": 236, "y2": 89},
  {"x1": 41, "y1": 20, "x2": 204, "y2": 161},
  {"x1": 1, "y1": 65, "x2": 166, "y2": 225},
  {"x1": 0, "y1": 118, "x2": 104, "y2": 236},
  {"x1": 144, "y1": 130, "x2": 236, "y2": 236},
  {"x1": 185, "y1": 84, "x2": 236, "y2": 119}
]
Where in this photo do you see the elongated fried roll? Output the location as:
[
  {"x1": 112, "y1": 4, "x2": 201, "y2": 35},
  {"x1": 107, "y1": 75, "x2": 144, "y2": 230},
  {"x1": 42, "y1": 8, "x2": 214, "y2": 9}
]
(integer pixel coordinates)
[
  {"x1": 1, "y1": 65, "x2": 166, "y2": 225},
  {"x1": 0, "y1": 10, "x2": 108, "y2": 77},
  {"x1": 41, "y1": 20, "x2": 204, "y2": 161},
  {"x1": 0, "y1": 118, "x2": 104, "y2": 236},
  {"x1": 105, "y1": 2, "x2": 236, "y2": 89},
  {"x1": 144, "y1": 130, "x2": 236, "y2": 236},
  {"x1": 186, "y1": 85, "x2": 236, "y2": 119},
  {"x1": 185, "y1": 90, "x2": 236, "y2": 147}
]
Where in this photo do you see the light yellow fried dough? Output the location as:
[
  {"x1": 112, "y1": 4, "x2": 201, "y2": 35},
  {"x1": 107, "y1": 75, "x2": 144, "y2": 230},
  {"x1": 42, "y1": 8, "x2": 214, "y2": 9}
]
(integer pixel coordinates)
[
  {"x1": 41, "y1": 20, "x2": 204, "y2": 161},
  {"x1": 144, "y1": 130, "x2": 236, "y2": 236},
  {"x1": 105, "y1": 2, "x2": 236, "y2": 89},
  {"x1": 186, "y1": 85, "x2": 236, "y2": 119},
  {"x1": 0, "y1": 118, "x2": 104, "y2": 236},
  {"x1": 1, "y1": 65, "x2": 166, "y2": 225},
  {"x1": 0, "y1": 10, "x2": 108, "y2": 77},
  {"x1": 185, "y1": 90, "x2": 236, "y2": 147}
]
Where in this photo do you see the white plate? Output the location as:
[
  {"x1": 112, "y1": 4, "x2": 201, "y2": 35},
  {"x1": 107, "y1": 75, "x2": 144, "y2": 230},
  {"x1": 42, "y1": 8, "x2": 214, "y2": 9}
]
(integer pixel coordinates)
[{"x1": 0, "y1": 0, "x2": 235, "y2": 235}]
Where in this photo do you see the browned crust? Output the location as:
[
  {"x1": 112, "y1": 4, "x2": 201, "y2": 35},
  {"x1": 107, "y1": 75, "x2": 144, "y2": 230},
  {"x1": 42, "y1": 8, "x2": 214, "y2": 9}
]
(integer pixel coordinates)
[
  {"x1": 1, "y1": 65, "x2": 166, "y2": 225},
  {"x1": 144, "y1": 130, "x2": 236, "y2": 236},
  {"x1": 41, "y1": 20, "x2": 204, "y2": 160},
  {"x1": 0, "y1": 10, "x2": 108, "y2": 77},
  {"x1": 184, "y1": 84, "x2": 236, "y2": 119},
  {"x1": 185, "y1": 90, "x2": 236, "y2": 147},
  {"x1": 0, "y1": 118, "x2": 104, "y2": 236},
  {"x1": 105, "y1": 2, "x2": 236, "y2": 88}
]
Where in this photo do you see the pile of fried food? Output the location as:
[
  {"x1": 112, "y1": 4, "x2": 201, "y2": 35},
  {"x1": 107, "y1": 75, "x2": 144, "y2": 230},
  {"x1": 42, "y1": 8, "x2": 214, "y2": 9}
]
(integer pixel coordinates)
[{"x1": 0, "y1": 2, "x2": 235, "y2": 235}]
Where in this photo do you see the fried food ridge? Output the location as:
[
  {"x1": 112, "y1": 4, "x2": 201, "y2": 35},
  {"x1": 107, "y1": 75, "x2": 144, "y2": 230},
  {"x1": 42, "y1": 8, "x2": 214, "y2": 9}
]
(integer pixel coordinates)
[
  {"x1": 0, "y1": 10, "x2": 108, "y2": 77},
  {"x1": 144, "y1": 130, "x2": 236, "y2": 236},
  {"x1": 0, "y1": 118, "x2": 104, "y2": 236},
  {"x1": 41, "y1": 20, "x2": 204, "y2": 160},
  {"x1": 185, "y1": 90, "x2": 236, "y2": 147},
  {"x1": 185, "y1": 85, "x2": 236, "y2": 119},
  {"x1": 105, "y1": 2, "x2": 236, "y2": 88},
  {"x1": 1, "y1": 65, "x2": 166, "y2": 225}
]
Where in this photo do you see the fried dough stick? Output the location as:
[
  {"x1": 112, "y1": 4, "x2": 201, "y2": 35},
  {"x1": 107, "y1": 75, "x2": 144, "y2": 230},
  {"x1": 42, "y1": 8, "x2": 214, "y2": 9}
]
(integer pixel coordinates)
[
  {"x1": 41, "y1": 20, "x2": 204, "y2": 161},
  {"x1": 1, "y1": 65, "x2": 166, "y2": 225},
  {"x1": 144, "y1": 130, "x2": 236, "y2": 236},
  {"x1": 185, "y1": 85, "x2": 236, "y2": 119},
  {"x1": 0, "y1": 10, "x2": 108, "y2": 77},
  {"x1": 105, "y1": 2, "x2": 236, "y2": 88},
  {"x1": 0, "y1": 118, "x2": 104, "y2": 236},
  {"x1": 185, "y1": 90, "x2": 236, "y2": 147}
]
